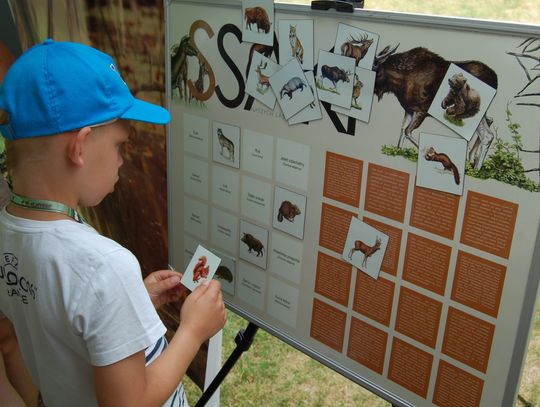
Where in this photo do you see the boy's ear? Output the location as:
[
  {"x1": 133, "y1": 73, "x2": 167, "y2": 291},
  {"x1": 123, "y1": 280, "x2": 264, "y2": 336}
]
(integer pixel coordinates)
[{"x1": 66, "y1": 127, "x2": 92, "y2": 166}]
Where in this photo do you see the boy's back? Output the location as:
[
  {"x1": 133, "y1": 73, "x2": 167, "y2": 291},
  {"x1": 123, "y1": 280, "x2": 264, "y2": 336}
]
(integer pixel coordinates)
[{"x1": 0, "y1": 208, "x2": 168, "y2": 406}]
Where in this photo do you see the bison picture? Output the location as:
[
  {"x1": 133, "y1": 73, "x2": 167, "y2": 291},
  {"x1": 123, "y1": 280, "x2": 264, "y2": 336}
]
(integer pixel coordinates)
[
  {"x1": 320, "y1": 65, "x2": 351, "y2": 89},
  {"x1": 373, "y1": 45, "x2": 497, "y2": 169},
  {"x1": 244, "y1": 6, "x2": 271, "y2": 34}
]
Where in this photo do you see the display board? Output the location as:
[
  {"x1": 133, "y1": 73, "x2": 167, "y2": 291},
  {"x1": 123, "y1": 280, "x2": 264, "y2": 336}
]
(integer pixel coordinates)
[{"x1": 166, "y1": 1, "x2": 540, "y2": 406}]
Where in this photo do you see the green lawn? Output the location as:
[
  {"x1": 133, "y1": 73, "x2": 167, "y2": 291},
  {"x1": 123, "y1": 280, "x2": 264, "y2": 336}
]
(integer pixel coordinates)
[
  {"x1": 182, "y1": 4, "x2": 539, "y2": 406},
  {"x1": 282, "y1": 0, "x2": 539, "y2": 24}
]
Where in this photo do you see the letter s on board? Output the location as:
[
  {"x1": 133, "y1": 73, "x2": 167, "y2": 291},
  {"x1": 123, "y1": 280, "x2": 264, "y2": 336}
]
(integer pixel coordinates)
[{"x1": 188, "y1": 20, "x2": 216, "y2": 101}]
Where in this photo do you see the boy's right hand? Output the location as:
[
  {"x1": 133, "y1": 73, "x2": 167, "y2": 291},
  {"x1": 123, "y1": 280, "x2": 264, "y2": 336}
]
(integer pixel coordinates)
[{"x1": 179, "y1": 280, "x2": 226, "y2": 344}]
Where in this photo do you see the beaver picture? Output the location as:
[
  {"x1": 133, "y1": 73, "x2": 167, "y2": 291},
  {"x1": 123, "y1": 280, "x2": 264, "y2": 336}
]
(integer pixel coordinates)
[
  {"x1": 215, "y1": 265, "x2": 233, "y2": 283},
  {"x1": 277, "y1": 201, "x2": 301, "y2": 222}
]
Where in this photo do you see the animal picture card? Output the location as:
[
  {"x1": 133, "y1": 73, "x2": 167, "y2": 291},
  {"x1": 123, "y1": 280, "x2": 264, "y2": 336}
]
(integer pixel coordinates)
[
  {"x1": 416, "y1": 132, "x2": 467, "y2": 196},
  {"x1": 272, "y1": 186, "x2": 307, "y2": 240},
  {"x1": 245, "y1": 52, "x2": 280, "y2": 110},
  {"x1": 342, "y1": 217, "x2": 389, "y2": 280},
  {"x1": 240, "y1": 220, "x2": 269, "y2": 269},
  {"x1": 242, "y1": 0, "x2": 274, "y2": 46},
  {"x1": 181, "y1": 245, "x2": 221, "y2": 291},
  {"x1": 211, "y1": 249, "x2": 236, "y2": 296},
  {"x1": 269, "y1": 58, "x2": 314, "y2": 120},
  {"x1": 333, "y1": 23, "x2": 379, "y2": 70},
  {"x1": 278, "y1": 19, "x2": 314, "y2": 70},
  {"x1": 428, "y1": 63, "x2": 497, "y2": 141},
  {"x1": 288, "y1": 71, "x2": 322, "y2": 125},
  {"x1": 331, "y1": 66, "x2": 376, "y2": 123},
  {"x1": 212, "y1": 121, "x2": 241, "y2": 169},
  {"x1": 315, "y1": 50, "x2": 355, "y2": 108}
]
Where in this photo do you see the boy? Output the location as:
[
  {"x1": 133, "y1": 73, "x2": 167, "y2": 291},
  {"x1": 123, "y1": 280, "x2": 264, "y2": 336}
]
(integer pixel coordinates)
[{"x1": 0, "y1": 39, "x2": 226, "y2": 406}]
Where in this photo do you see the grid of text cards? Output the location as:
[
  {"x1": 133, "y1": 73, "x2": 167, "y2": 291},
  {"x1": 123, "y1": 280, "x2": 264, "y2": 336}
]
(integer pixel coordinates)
[
  {"x1": 182, "y1": 112, "x2": 309, "y2": 328},
  {"x1": 315, "y1": 150, "x2": 517, "y2": 405}
]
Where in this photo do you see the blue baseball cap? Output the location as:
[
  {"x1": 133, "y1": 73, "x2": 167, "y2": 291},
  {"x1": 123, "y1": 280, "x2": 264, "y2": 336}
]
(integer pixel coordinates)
[{"x1": 0, "y1": 39, "x2": 170, "y2": 140}]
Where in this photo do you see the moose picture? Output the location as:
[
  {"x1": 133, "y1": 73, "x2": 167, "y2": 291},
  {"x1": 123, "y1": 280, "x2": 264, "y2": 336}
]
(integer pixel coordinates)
[
  {"x1": 240, "y1": 220, "x2": 269, "y2": 269},
  {"x1": 245, "y1": 51, "x2": 280, "y2": 109},
  {"x1": 242, "y1": 0, "x2": 274, "y2": 46},
  {"x1": 269, "y1": 58, "x2": 314, "y2": 120},
  {"x1": 416, "y1": 132, "x2": 467, "y2": 196},
  {"x1": 278, "y1": 19, "x2": 314, "y2": 70},
  {"x1": 374, "y1": 45, "x2": 498, "y2": 169},
  {"x1": 342, "y1": 217, "x2": 389, "y2": 279},
  {"x1": 334, "y1": 23, "x2": 380, "y2": 70},
  {"x1": 315, "y1": 50, "x2": 355, "y2": 108}
]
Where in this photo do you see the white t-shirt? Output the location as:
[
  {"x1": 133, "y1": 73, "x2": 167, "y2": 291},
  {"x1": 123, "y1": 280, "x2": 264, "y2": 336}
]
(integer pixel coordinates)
[{"x1": 0, "y1": 208, "x2": 187, "y2": 407}]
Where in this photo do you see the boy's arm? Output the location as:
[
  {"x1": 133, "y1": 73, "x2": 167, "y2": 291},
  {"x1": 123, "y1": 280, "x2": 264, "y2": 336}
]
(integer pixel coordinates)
[
  {"x1": 93, "y1": 280, "x2": 226, "y2": 407},
  {"x1": 0, "y1": 353, "x2": 26, "y2": 407},
  {"x1": 0, "y1": 318, "x2": 39, "y2": 407}
]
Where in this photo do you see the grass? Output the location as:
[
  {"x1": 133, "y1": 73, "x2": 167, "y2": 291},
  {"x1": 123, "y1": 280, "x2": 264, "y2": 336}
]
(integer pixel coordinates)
[
  {"x1": 184, "y1": 311, "x2": 392, "y2": 407},
  {"x1": 282, "y1": 0, "x2": 540, "y2": 24}
]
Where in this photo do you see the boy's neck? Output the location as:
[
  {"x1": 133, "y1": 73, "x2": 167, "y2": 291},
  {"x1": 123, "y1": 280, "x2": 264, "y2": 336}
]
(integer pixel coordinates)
[
  {"x1": 6, "y1": 189, "x2": 80, "y2": 222},
  {"x1": 6, "y1": 202, "x2": 77, "y2": 222}
]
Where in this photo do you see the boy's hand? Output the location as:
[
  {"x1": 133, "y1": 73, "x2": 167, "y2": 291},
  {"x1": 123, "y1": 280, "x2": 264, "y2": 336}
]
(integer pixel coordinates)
[
  {"x1": 144, "y1": 270, "x2": 186, "y2": 309},
  {"x1": 179, "y1": 280, "x2": 227, "y2": 344}
]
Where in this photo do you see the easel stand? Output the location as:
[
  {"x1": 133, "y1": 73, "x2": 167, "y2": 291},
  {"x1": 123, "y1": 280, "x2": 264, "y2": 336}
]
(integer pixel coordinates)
[{"x1": 195, "y1": 322, "x2": 259, "y2": 407}]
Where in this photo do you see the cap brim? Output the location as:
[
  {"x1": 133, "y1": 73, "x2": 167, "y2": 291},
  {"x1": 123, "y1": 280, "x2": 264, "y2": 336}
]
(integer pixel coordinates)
[{"x1": 119, "y1": 98, "x2": 170, "y2": 125}]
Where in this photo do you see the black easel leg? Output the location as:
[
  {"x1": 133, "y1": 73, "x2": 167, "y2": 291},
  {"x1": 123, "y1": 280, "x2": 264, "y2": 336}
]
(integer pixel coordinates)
[{"x1": 195, "y1": 322, "x2": 259, "y2": 407}]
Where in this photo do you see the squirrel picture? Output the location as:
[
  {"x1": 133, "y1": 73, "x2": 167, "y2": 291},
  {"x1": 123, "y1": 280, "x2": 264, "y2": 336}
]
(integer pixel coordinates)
[{"x1": 425, "y1": 146, "x2": 460, "y2": 185}]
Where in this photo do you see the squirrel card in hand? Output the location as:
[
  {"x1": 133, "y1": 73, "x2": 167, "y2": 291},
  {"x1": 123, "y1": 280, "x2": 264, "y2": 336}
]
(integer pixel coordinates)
[{"x1": 182, "y1": 245, "x2": 221, "y2": 291}]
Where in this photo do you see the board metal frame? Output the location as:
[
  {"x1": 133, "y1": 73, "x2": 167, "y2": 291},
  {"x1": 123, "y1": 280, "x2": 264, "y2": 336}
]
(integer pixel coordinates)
[{"x1": 165, "y1": 2, "x2": 540, "y2": 406}]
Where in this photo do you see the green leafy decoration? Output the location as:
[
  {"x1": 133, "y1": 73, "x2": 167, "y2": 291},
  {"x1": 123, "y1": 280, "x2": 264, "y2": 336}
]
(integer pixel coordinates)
[
  {"x1": 381, "y1": 108, "x2": 540, "y2": 192},
  {"x1": 465, "y1": 109, "x2": 540, "y2": 192},
  {"x1": 381, "y1": 145, "x2": 418, "y2": 162}
]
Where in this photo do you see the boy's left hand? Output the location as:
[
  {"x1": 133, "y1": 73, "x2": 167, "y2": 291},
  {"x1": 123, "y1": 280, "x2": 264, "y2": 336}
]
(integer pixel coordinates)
[{"x1": 144, "y1": 270, "x2": 185, "y2": 309}]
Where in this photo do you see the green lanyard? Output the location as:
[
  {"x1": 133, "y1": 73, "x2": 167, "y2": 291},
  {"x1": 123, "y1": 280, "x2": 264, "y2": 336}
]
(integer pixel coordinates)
[{"x1": 10, "y1": 192, "x2": 88, "y2": 225}]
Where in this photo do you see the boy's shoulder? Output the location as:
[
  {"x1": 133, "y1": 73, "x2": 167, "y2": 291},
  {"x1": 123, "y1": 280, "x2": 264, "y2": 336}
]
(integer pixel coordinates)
[{"x1": 0, "y1": 208, "x2": 137, "y2": 267}]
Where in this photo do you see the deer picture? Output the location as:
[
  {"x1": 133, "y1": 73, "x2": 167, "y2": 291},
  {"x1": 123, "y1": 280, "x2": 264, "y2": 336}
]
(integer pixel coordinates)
[
  {"x1": 340, "y1": 34, "x2": 374, "y2": 66},
  {"x1": 352, "y1": 73, "x2": 363, "y2": 108},
  {"x1": 289, "y1": 25, "x2": 304, "y2": 64},
  {"x1": 255, "y1": 60, "x2": 271, "y2": 92},
  {"x1": 348, "y1": 237, "x2": 382, "y2": 268}
]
